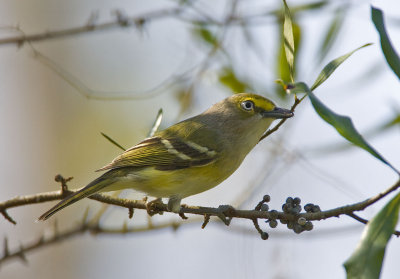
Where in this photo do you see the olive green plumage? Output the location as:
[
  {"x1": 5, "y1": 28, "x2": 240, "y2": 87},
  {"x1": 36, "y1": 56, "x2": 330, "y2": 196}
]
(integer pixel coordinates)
[{"x1": 39, "y1": 93, "x2": 293, "y2": 221}]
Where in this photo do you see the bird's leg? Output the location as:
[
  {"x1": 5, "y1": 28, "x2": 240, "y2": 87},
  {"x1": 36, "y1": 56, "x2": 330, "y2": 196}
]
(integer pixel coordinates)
[
  {"x1": 167, "y1": 196, "x2": 182, "y2": 213},
  {"x1": 145, "y1": 197, "x2": 165, "y2": 216}
]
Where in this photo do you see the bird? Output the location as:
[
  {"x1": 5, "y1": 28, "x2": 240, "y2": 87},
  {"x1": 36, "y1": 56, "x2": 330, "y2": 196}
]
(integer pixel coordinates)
[{"x1": 38, "y1": 93, "x2": 293, "y2": 221}]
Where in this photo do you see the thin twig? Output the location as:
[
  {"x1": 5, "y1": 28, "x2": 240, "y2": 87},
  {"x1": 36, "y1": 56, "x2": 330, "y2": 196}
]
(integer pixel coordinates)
[
  {"x1": 346, "y1": 212, "x2": 400, "y2": 236},
  {"x1": 2, "y1": 178, "x2": 399, "y2": 225},
  {"x1": 259, "y1": 95, "x2": 305, "y2": 141},
  {"x1": 176, "y1": 0, "x2": 239, "y2": 117},
  {"x1": 0, "y1": 7, "x2": 183, "y2": 46}
]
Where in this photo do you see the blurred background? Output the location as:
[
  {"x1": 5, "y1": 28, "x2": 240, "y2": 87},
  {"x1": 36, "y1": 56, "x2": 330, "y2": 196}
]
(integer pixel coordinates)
[{"x1": 1, "y1": 0, "x2": 400, "y2": 278}]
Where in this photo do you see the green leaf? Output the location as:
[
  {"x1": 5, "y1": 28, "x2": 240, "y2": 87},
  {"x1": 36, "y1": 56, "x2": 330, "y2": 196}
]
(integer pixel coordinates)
[
  {"x1": 283, "y1": 0, "x2": 295, "y2": 82},
  {"x1": 101, "y1": 132, "x2": 126, "y2": 151},
  {"x1": 276, "y1": 10, "x2": 301, "y2": 98},
  {"x1": 288, "y1": 82, "x2": 399, "y2": 174},
  {"x1": 289, "y1": 1, "x2": 328, "y2": 13},
  {"x1": 344, "y1": 192, "x2": 400, "y2": 279},
  {"x1": 311, "y1": 43, "x2": 372, "y2": 91},
  {"x1": 192, "y1": 25, "x2": 217, "y2": 47},
  {"x1": 371, "y1": 6, "x2": 400, "y2": 80},
  {"x1": 218, "y1": 67, "x2": 249, "y2": 93},
  {"x1": 367, "y1": 111, "x2": 400, "y2": 136},
  {"x1": 308, "y1": 113, "x2": 400, "y2": 156},
  {"x1": 317, "y1": 7, "x2": 346, "y2": 64},
  {"x1": 269, "y1": 1, "x2": 328, "y2": 17}
]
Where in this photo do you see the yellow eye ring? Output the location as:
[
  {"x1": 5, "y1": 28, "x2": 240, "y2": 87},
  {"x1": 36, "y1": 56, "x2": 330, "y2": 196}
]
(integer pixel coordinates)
[{"x1": 241, "y1": 100, "x2": 254, "y2": 111}]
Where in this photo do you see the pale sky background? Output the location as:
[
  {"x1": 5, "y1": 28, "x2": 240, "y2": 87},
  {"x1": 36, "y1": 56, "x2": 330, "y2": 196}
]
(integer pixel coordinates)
[{"x1": 1, "y1": 0, "x2": 400, "y2": 278}]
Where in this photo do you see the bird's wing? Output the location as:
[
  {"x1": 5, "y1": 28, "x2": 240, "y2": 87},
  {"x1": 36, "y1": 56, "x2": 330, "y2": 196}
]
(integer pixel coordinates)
[{"x1": 97, "y1": 136, "x2": 217, "y2": 171}]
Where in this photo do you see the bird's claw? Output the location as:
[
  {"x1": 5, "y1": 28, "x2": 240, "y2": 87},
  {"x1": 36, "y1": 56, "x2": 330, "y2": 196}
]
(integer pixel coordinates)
[{"x1": 146, "y1": 198, "x2": 165, "y2": 216}]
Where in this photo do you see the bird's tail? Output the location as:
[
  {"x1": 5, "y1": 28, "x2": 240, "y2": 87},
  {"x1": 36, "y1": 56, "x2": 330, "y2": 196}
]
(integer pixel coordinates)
[{"x1": 38, "y1": 174, "x2": 113, "y2": 221}]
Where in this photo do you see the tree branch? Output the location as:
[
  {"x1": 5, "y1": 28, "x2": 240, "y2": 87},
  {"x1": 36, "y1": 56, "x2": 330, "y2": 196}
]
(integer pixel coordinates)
[
  {"x1": 0, "y1": 216, "x2": 193, "y2": 266},
  {"x1": 259, "y1": 94, "x2": 305, "y2": 141},
  {"x1": 1, "y1": 177, "x2": 399, "y2": 266},
  {"x1": 2, "y1": 175, "x2": 399, "y2": 225},
  {"x1": 0, "y1": 7, "x2": 183, "y2": 46}
]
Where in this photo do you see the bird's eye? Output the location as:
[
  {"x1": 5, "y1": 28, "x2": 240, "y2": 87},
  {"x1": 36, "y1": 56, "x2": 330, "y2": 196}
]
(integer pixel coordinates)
[{"x1": 241, "y1": 100, "x2": 254, "y2": 111}]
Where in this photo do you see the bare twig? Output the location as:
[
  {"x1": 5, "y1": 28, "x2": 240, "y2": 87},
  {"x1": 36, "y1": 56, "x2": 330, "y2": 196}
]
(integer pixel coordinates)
[
  {"x1": 176, "y1": 0, "x2": 239, "y2": 117},
  {"x1": 2, "y1": 175, "x2": 399, "y2": 225},
  {"x1": 0, "y1": 7, "x2": 183, "y2": 46},
  {"x1": 201, "y1": 214, "x2": 211, "y2": 229},
  {"x1": 346, "y1": 212, "x2": 400, "y2": 236},
  {"x1": 259, "y1": 95, "x2": 304, "y2": 141},
  {"x1": 1, "y1": 210, "x2": 16, "y2": 225}
]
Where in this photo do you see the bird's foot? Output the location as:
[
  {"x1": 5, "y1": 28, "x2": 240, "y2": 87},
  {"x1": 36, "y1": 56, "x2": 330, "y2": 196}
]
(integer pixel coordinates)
[{"x1": 146, "y1": 198, "x2": 165, "y2": 216}]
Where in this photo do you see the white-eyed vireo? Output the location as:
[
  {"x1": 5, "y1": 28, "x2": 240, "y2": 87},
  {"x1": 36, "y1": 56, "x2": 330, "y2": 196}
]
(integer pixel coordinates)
[{"x1": 39, "y1": 93, "x2": 293, "y2": 220}]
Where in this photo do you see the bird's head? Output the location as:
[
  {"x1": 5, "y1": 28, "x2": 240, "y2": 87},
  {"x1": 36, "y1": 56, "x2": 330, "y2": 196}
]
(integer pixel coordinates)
[
  {"x1": 226, "y1": 93, "x2": 294, "y2": 120},
  {"x1": 203, "y1": 93, "x2": 294, "y2": 147}
]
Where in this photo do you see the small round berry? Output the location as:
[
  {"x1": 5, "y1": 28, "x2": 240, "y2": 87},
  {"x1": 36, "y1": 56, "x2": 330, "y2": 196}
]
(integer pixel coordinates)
[
  {"x1": 293, "y1": 224, "x2": 303, "y2": 234},
  {"x1": 312, "y1": 205, "x2": 321, "y2": 213},
  {"x1": 261, "y1": 232, "x2": 269, "y2": 240},
  {"x1": 260, "y1": 204, "x2": 269, "y2": 211},
  {"x1": 304, "y1": 221, "x2": 313, "y2": 231},
  {"x1": 297, "y1": 217, "x2": 306, "y2": 226},
  {"x1": 286, "y1": 197, "x2": 293, "y2": 205},
  {"x1": 282, "y1": 204, "x2": 290, "y2": 213},
  {"x1": 292, "y1": 205, "x2": 302, "y2": 214},
  {"x1": 293, "y1": 197, "x2": 301, "y2": 205},
  {"x1": 304, "y1": 203, "x2": 314, "y2": 212},
  {"x1": 269, "y1": 219, "x2": 278, "y2": 228},
  {"x1": 263, "y1": 195, "x2": 271, "y2": 203}
]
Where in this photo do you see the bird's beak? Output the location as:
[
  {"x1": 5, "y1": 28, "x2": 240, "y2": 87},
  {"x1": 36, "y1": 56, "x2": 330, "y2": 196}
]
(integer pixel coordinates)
[{"x1": 261, "y1": 107, "x2": 294, "y2": 119}]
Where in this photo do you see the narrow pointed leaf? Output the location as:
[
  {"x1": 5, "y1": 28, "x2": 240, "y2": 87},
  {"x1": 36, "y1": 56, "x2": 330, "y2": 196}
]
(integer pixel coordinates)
[
  {"x1": 192, "y1": 25, "x2": 217, "y2": 47},
  {"x1": 101, "y1": 132, "x2": 126, "y2": 151},
  {"x1": 289, "y1": 1, "x2": 328, "y2": 13},
  {"x1": 311, "y1": 43, "x2": 372, "y2": 91},
  {"x1": 283, "y1": 0, "x2": 295, "y2": 82},
  {"x1": 218, "y1": 67, "x2": 249, "y2": 93},
  {"x1": 344, "y1": 192, "x2": 400, "y2": 279},
  {"x1": 318, "y1": 8, "x2": 346, "y2": 63},
  {"x1": 269, "y1": 1, "x2": 328, "y2": 17},
  {"x1": 288, "y1": 82, "x2": 399, "y2": 174},
  {"x1": 276, "y1": 16, "x2": 301, "y2": 97},
  {"x1": 371, "y1": 6, "x2": 400, "y2": 80}
]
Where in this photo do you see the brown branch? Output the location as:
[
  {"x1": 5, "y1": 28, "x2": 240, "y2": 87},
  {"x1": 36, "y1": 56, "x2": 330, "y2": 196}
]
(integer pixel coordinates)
[
  {"x1": 0, "y1": 212, "x2": 371, "y2": 267},
  {"x1": 0, "y1": 214, "x2": 369, "y2": 267},
  {"x1": 346, "y1": 212, "x2": 400, "y2": 236},
  {"x1": 1, "y1": 209, "x2": 16, "y2": 225},
  {"x1": 0, "y1": 224, "x2": 86, "y2": 266},
  {"x1": 259, "y1": 94, "x2": 305, "y2": 141},
  {"x1": 2, "y1": 175, "x2": 400, "y2": 266},
  {"x1": 0, "y1": 7, "x2": 183, "y2": 46},
  {"x1": 0, "y1": 215, "x2": 195, "y2": 266},
  {"x1": 201, "y1": 214, "x2": 211, "y2": 229},
  {"x1": 2, "y1": 177, "x2": 399, "y2": 225},
  {"x1": 2, "y1": 175, "x2": 400, "y2": 265}
]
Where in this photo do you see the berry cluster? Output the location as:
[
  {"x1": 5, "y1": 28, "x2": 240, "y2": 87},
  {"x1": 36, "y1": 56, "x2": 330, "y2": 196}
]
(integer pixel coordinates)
[
  {"x1": 254, "y1": 195, "x2": 319, "y2": 239},
  {"x1": 280, "y1": 197, "x2": 315, "y2": 234}
]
